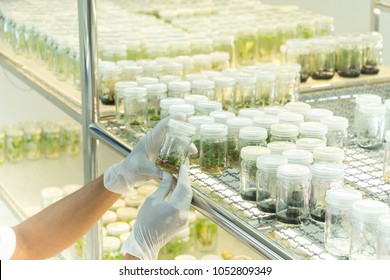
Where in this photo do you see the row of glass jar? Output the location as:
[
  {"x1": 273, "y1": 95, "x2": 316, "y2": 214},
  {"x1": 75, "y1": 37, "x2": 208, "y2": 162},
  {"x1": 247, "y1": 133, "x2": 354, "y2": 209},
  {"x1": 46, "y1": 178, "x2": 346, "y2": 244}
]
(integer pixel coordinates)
[
  {"x1": 281, "y1": 32, "x2": 383, "y2": 82},
  {"x1": 0, "y1": 120, "x2": 81, "y2": 164}
]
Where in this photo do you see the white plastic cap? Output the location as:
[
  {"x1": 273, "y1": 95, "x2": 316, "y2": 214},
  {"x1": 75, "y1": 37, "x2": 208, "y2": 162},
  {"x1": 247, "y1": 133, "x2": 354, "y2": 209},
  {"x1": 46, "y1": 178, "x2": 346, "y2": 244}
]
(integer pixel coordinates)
[
  {"x1": 213, "y1": 76, "x2": 236, "y2": 87},
  {"x1": 185, "y1": 73, "x2": 208, "y2": 82},
  {"x1": 277, "y1": 164, "x2": 311, "y2": 181},
  {"x1": 305, "y1": 108, "x2": 334, "y2": 122},
  {"x1": 114, "y1": 81, "x2": 138, "y2": 93},
  {"x1": 123, "y1": 86, "x2": 147, "y2": 98},
  {"x1": 200, "y1": 123, "x2": 228, "y2": 138},
  {"x1": 239, "y1": 126, "x2": 267, "y2": 141},
  {"x1": 296, "y1": 138, "x2": 326, "y2": 151},
  {"x1": 285, "y1": 102, "x2": 311, "y2": 114},
  {"x1": 238, "y1": 108, "x2": 265, "y2": 119},
  {"x1": 210, "y1": 51, "x2": 230, "y2": 62},
  {"x1": 313, "y1": 146, "x2": 345, "y2": 162},
  {"x1": 256, "y1": 154, "x2": 288, "y2": 171},
  {"x1": 355, "y1": 94, "x2": 382, "y2": 105},
  {"x1": 116, "y1": 207, "x2": 138, "y2": 220},
  {"x1": 209, "y1": 110, "x2": 236, "y2": 124},
  {"x1": 184, "y1": 94, "x2": 208, "y2": 106},
  {"x1": 103, "y1": 236, "x2": 121, "y2": 252},
  {"x1": 240, "y1": 146, "x2": 271, "y2": 161},
  {"x1": 352, "y1": 200, "x2": 389, "y2": 222},
  {"x1": 167, "y1": 118, "x2": 196, "y2": 135},
  {"x1": 264, "y1": 105, "x2": 288, "y2": 115},
  {"x1": 168, "y1": 80, "x2": 192, "y2": 92},
  {"x1": 277, "y1": 112, "x2": 304, "y2": 125},
  {"x1": 191, "y1": 79, "x2": 215, "y2": 90},
  {"x1": 106, "y1": 222, "x2": 131, "y2": 236},
  {"x1": 196, "y1": 100, "x2": 223, "y2": 113},
  {"x1": 359, "y1": 103, "x2": 385, "y2": 114},
  {"x1": 320, "y1": 116, "x2": 349, "y2": 131},
  {"x1": 159, "y1": 75, "x2": 181, "y2": 84},
  {"x1": 234, "y1": 73, "x2": 256, "y2": 85},
  {"x1": 282, "y1": 149, "x2": 313, "y2": 165},
  {"x1": 168, "y1": 103, "x2": 195, "y2": 116},
  {"x1": 175, "y1": 254, "x2": 197, "y2": 260},
  {"x1": 159, "y1": 97, "x2": 185, "y2": 109},
  {"x1": 311, "y1": 163, "x2": 344, "y2": 180},
  {"x1": 325, "y1": 188, "x2": 363, "y2": 208},
  {"x1": 187, "y1": 116, "x2": 215, "y2": 128},
  {"x1": 267, "y1": 141, "x2": 297, "y2": 155},
  {"x1": 144, "y1": 83, "x2": 167, "y2": 94},
  {"x1": 252, "y1": 115, "x2": 279, "y2": 129},
  {"x1": 299, "y1": 122, "x2": 328, "y2": 137},
  {"x1": 270, "y1": 123, "x2": 299, "y2": 138},
  {"x1": 135, "y1": 77, "x2": 159, "y2": 86},
  {"x1": 102, "y1": 210, "x2": 117, "y2": 224},
  {"x1": 226, "y1": 117, "x2": 253, "y2": 131},
  {"x1": 254, "y1": 70, "x2": 276, "y2": 81}
]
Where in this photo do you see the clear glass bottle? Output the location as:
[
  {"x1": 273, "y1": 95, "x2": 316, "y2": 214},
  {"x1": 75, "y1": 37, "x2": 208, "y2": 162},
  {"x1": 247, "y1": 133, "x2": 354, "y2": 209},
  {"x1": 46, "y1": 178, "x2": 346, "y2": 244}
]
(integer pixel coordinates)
[
  {"x1": 160, "y1": 226, "x2": 191, "y2": 260},
  {"x1": 274, "y1": 69, "x2": 296, "y2": 105},
  {"x1": 42, "y1": 124, "x2": 60, "y2": 160},
  {"x1": 0, "y1": 131, "x2": 5, "y2": 165},
  {"x1": 240, "y1": 146, "x2": 271, "y2": 201},
  {"x1": 226, "y1": 117, "x2": 253, "y2": 168},
  {"x1": 299, "y1": 122, "x2": 328, "y2": 141},
  {"x1": 270, "y1": 123, "x2": 299, "y2": 143},
  {"x1": 209, "y1": 110, "x2": 236, "y2": 125},
  {"x1": 313, "y1": 146, "x2": 345, "y2": 164},
  {"x1": 256, "y1": 154, "x2": 288, "y2": 213},
  {"x1": 101, "y1": 44, "x2": 127, "y2": 63},
  {"x1": 199, "y1": 123, "x2": 228, "y2": 175},
  {"x1": 190, "y1": 36, "x2": 213, "y2": 55},
  {"x1": 234, "y1": 27, "x2": 257, "y2": 67},
  {"x1": 191, "y1": 79, "x2": 215, "y2": 100},
  {"x1": 383, "y1": 131, "x2": 390, "y2": 184},
  {"x1": 377, "y1": 214, "x2": 390, "y2": 260},
  {"x1": 123, "y1": 87, "x2": 148, "y2": 132},
  {"x1": 195, "y1": 100, "x2": 222, "y2": 116},
  {"x1": 214, "y1": 76, "x2": 235, "y2": 112},
  {"x1": 361, "y1": 32, "x2": 383, "y2": 75},
  {"x1": 324, "y1": 187, "x2": 362, "y2": 257},
  {"x1": 357, "y1": 103, "x2": 385, "y2": 149},
  {"x1": 23, "y1": 125, "x2": 42, "y2": 161},
  {"x1": 195, "y1": 214, "x2": 218, "y2": 253},
  {"x1": 282, "y1": 38, "x2": 311, "y2": 82},
  {"x1": 120, "y1": 65, "x2": 143, "y2": 81},
  {"x1": 162, "y1": 62, "x2": 183, "y2": 77},
  {"x1": 210, "y1": 51, "x2": 230, "y2": 71},
  {"x1": 296, "y1": 138, "x2": 326, "y2": 153},
  {"x1": 192, "y1": 54, "x2": 212, "y2": 73},
  {"x1": 143, "y1": 83, "x2": 167, "y2": 127},
  {"x1": 99, "y1": 65, "x2": 122, "y2": 105},
  {"x1": 103, "y1": 236, "x2": 124, "y2": 260},
  {"x1": 168, "y1": 80, "x2": 192, "y2": 98},
  {"x1": 267, "y1": 141, "x2": 297, "y2": 155},
  {"x1": 239, "y1": 126, "x2": 267, "y2": 151},
  {"x1": 257, "y1": 23, "x2": 278, "y2": 63},
  {"x1": 277, "y1": 112, "x2": 304, "y2": 126},
  {"x1": 276, "y1": 164, "x2": 311, "y2": 225},
  {"x1": 62, "y1": 122, "x2": 81, "y2": 157},
  {"x1": 310, "y1": 163, "x2": 345, "y2": 223},
  {"x1": 233, "y1": 73, "x2": 256, "y2": 113},
  {"x1": 126, "y1": 39, "x2": 142, "y2": 61},
  {"x1": 252, "y1": 115, "x2": 279, "y2": 143},
  {"x1": 135, "y1": 76, "x2": 159, "y2": 87},
  {"x1": 168, "y1": 103, "x2": 195, "y2": 119},
  {"x1": 155, "y1": 119, "x2": 196, "y2": 174},
  {"x1": 321, "y1": 116, "x2": 349, "y2": 149},
  {"x1": 184, "y1": 94, "x2": 208, "y2": 107},
  {"x1": 254, "y1": 70, "x2": 276, "y2": 108},
  {"x1": 336, "y1": 34, "x2": 363, "y2": 78},
  {"x1": 159, "y1": 97, "x2": 185, "y2": 120},
  {"x1": 169, "y1": 39, "x2": 191, "y2": 58},
  {"x1": 187, "y1": 116, "x2": 215, "y2": 165},
  {"x1": 304, "y1": 108, "x2": 334, "y2": 122},
  {"x1": 310, "y1": 36, "x2": 336, "y2": 80},
  {"x1": 353, "y1": 94, "x2": 382, "y2": 136},
  {"x1": 350, "y1": 200, "x2": 389, "y2": 260},
  {"x1": 159, "y1": 75, "x2": 181, "y2": 85},
  {"x1": 285, "y1": 101, "x2": 311, "y2": 115},
  {"x1": 114, "y1": 81, "x2": 137, "y2": 125},
  {"x1": 238, "y1": 108, "x2": 265, "y2": 119},
  {"x1": 282, "y1": 149, "x2": 313, "y2": 167}
]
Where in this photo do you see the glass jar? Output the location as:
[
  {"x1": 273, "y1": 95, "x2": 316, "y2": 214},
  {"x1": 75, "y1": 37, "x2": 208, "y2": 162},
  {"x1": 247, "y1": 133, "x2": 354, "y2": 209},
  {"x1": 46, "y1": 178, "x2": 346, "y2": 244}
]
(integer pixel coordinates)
[
  {"x1": 195, "y1": 214, "x2": 218, "y2": 253},
  {"x1": 116, "y1": 207, "x2": 137, "y2": 223},
  {"x1": 144, "y1": 41, "x2": 169, "y2": 60},
  {"x1": 123, "y1": 87, "x2": 148, "y2": 132},
  {"x1": 168, "y1": 80, "x2": 192, "y2": 98},
  {"x1": 233, "y1": 73, "x2": 256, "y2": 113},
  {"x1": 190, "y1": 36, "x2": 213, "y2": 55},
  {"x1": 270, "y1": 123, "x2": 299, "y2": 143},
  {"x1": 252, "y1": 115, "x2": 279, "y2": 143},
  {"x1": 168, "y1": 103, "x2": 195, "y2": 119},
  {"x1": 175, "y1": 55, "x2": 194, "y2": 77},
  {"x1": 353, "y1": 94, "x2": 382, "y2": 136},
  {"x1": 114, "y1": 81, "x2": 137, "y2": 125},
  {"x1": 210, "y1": 51, "x2": 230, "y2": 71},
  {"x1": 296, "y1": 138, "x2": 326, "y2": 153},
  {"x1": 184, "y1": 94, "x2": 208, "y2": 107},
  {"x1": 199, "y1": 123, "x2": 228, "y2": 175},
  {"x1": 42, "y1": 124, "x2": 60, "y2": 160},
  {"x1": 144, "y1": 83, "x2": 168, "y2": 127},
  {"x1": 276, "y1": 164, "x2": 311, "y2": 225},
  {"x1": 106, "y1": 222, "x2": 131, "y2": 238},
  {"x1": 23, "y1": 125, "x2": 42, "y2": 161},
  {"x1": 240, "y1": 146, "x2": 271, "y2": 202},
  {"x1": 384, "y1": 131, "x2": 390, "y2": 184},
  {"x1": 254, "y1": 70, "x2": 276, "y2": 107},
  {"x1": 0, "y1": 131, "x2": 5, "y2": 164},
  {"x1": 226, "y1": 117, "x2": 253, "y2": 168},
  {"x1": 159, "y1": 97, "x2": 185, "y2": 120},
  {"x1": 195, "y1": 100, "x2": 222, "y2": 116},
  {"x1": 357, "y1": 103, "x2": 385, "y2": 149},
  {"x1": 192, "y1": 54, "x2": 212, "y2": 73},
  {"x1": 274, "y1": 69, "x2": 296, "y2": 105},
  {"x1": 315, "y1": 16, "x2": 335, "y2": 37},
  {"x1": 62, "y1": 122, "x2": 81, "y2": 157},
  {"x1": 191, "y1": 79, "x2": 215, "y2": 100},
  {"x1": 101, "y1": 44, "x2": 127, "y2": 63},
  {"x1": 282, "y1": 149, "x2": 313, "y2": 167},
  {"x1": 120, "y1": 65, "x2": 143, "y2": 81},
  {"x1": 310, "y1": 163, "x2": 345, "y2": 223},
  {"x1": 257, "y1": 23, "x2": 278, "y2": 63},
  {"x1": 187, "y1": 116, "x2": 215, "y2": 165},
  {"x1": 169, "y1": 39, "x2": 191, "y2": 58},
  {"x1": 238, "y1": 108, "x2": 265, "y2": 119},
  {"x1": 285, "y1": 101, "x2": 311, "y2": 115},
  {"x1": 267, "y1": 141, "x2": 297, "y2": 155},
  {"x1": 212, "y1": 34, "x2": 235, "y2": 67},
  {"x1": 234, "y1": 27, "x2": 257, "y2": 67},
  {"x1": 377, "y1": 214, "x2": 390, "y2": 260},
  {"x1": 256, "y1": 154, "x2": 288, "y2": 213},
  {"x1": 385, "y1": 100, "x2": 390, "y2": 133},
  {"x1": 239, "y1": 126, "x2": 267, "y2": 150},
  {"x1": 159, "y1": 75, "x2": 181, "y2": 85},
  {"x1": 361, "y1": 32, "x2": 383, "y2": 75},
  {"x1": 155, "y1": 119, "x2": 196, "y2": 174},
  {"x1": 336, "y1": 34, "x2": 363, "y2": 78},
  {"x1": 304, "y1": 108, "x2": 334, "y2": 122},
  {"x1": 264, "y1": 105, "x2": 288, "y2": 116},
  {"x1": 350, "y1": 200, "x2": 389, "y2": 260},
  {"x1": 277, "y1": 112, "x2": 304, "y2": 126},
  {"x1": 103, "y1": 236, "x2": 123, "y2": 260},
  {"x1": 214, "y1": 76, "x2": 235, "y2": 112},
  {"x1": 282, "y1": 38, "x2": 311, "y2": 82},
  {"x1": 185, "y1": 73, "x2": 208, "y2": 83},
  {"x1": 321, "y1": 116, "x2": 349, "y2": 149},
  {"x1": 310, "y1": 36, "x2": 336, "y2": 80},
  {"x1": 313, "y1": 146, "x2": 345, "y2": 164},
  {"x1": 126, "y1": 39, "x2": 142, "y2": 61},
  {"x1": 162, "y1": 62, "x2": 183, "y2": 77},
  {"x1": 99, "y1": 65, "x2": 122, "y2": 105},
  {"x1": 324, "y1": 187, "x2": 362, "y2": 257},
  {"x1": 102, "y1": 210, "x2": 117, "y2": 225},
  {"x1": 41, "y1": 186, "x2": 64, "y2": 208},
  {"x1": 299, "y1": 122, "x2": 328, "y2": 140},
  {"x1": 209, "y1": 110, "x2": 236, "y2": 125},
  {"x1": 160, "y1": 226, "x2": 191, "y2": 260},
  {"x1": 135, "y1": 76, "x2": 159, "y2": 87}
]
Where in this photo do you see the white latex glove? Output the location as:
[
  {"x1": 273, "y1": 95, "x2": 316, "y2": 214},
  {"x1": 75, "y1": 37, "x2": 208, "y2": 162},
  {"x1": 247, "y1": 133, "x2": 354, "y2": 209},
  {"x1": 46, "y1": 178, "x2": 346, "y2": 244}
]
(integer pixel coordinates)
[
  {"x1": 104, "y1": 113, "x2": 196, "y2": 194},
  {"x1": 121, "y1": 161, "x2": 192, "y2": 260}
]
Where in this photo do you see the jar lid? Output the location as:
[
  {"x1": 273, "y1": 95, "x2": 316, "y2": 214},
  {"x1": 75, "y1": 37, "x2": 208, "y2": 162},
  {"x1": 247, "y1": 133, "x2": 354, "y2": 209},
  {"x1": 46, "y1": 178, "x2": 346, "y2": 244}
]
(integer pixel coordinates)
[
  {"x1": 201, "y1": 254, "x2": 223, "y2": 260},
  {"x1": 102, "y1": 210, "x2": 117, "y2": 224},
  {"x1": 238, "y1": 108, "x2": 265, "y2": 119},
  {"x1": 169, "y1": 103, "x2": 195, "y2": 116},
  {"x1": 240, "y1": 146, "x2": 271, "y2": 161},
  {"x1": 226, "y1": 117, "x2": 253, "y2": 131},
  {"x1": 160, "y1": 97, "x2": 185, "y2": 109},
  {"x1": 320, "y1": 116, "x2": 349, "y2": 131},
  {"x1": 187, "y1": 116, "x2": 215, "y2": 128},
  {"x1": 114, "y1": 81, "x2": 137, "y2": 93},
  {"x1": 168, "y1": 80, "x2": 191, "y2": 92},
  {"x1": 304, "y1": 108, "x2": 334, "y2": 122},
  {"x1": 144, "y1": 83, "x2": 167, "y2": 94},
  {"x1": 116, "y1": 207, "x2": 138, "y2": 220},
  {"x1": 106, "y1": 222, "x2": 131, "y2": 236},
  {"x1": 23, "y1": 125, "x2": 42, "y2": 134},
  {"x1": 234, "y1": 73, "x2": 256, "y2": 85},
  {"x1": 239, "y1": 126, "x2": 267, "y2": 141},
  {"x1": 352, "y1": 200, "x2": 389, "y2": 222},
  {"x1": 264, "y1": 105, "x2": 288, "y2": 115},
  {"x1": 185, "y1": 73, "x2": 208, "y2": 82},
  {"x1": 142, "y1": 63, "x2": 164, "y2": 73},
  {"x1": 103, "y1": 236, "x2": 121, "y2": 252},
  {"x1": 192, "y1": 54, "x2": 211, "y2": 63},
  {"x1": 256, "y1": 154, "x2": 288, "y2": 170},
  {"x1": 386, "y1": 130, "x2": 390, "y2": 142},
  {"x1": 267, "y1": 141, "x2": 297, "y2": 155},
  {"x1": 270, "y1": 123, "x2": 299, "y2": 137},
  {"x1": 285, "y1": 38, "x2": 311, "y2": 48},
  {"x1": 163, "y1": 62, "x2": 183, "y2": 72},
  {"x1": 299, "y1": 122, "x2": 328, "y2": 136},
  {"x1": 175, "y1": 254, "x2": 197, "y2": 260},
  {"x1": 337, "y1": 34, "x2": 363, "y2": 43},
  {"x1": 173, "y1": 225, "x2": 190, "y2": 239},
  {"x1": 196, "y1": 100, "x2": 223, "y2": 112},
  {"x1": 184, "y1": 94, "x2": 208, "y2": 106},
  {"x1": 355, "y1": 94, "x2": 382, "y2": 105},
  {"x1": 159, "y1": 75, "x2": 181, "y2": 84},
  {"x1": 210, "y1": 51, "x2": 230, "y2": 62},
  {"x1": 121, "y1": 65, "x2": 143, "y2": 75},
  {"x1": 313, "y1": 146, "x2": 345, "y2": 162},
  {"x1": 326, "y1": 187, "x2": 363, "y2": 208},
  {"x1": 277, "y1": 112, "x2": 304, "y2": 126},
  {"x1": 282, "y1": 149, "x2": 313, "y2": 165},
  {"x1": 362, "y1": 31, "x2": 383, "y2": 42},
  {"x1": 110, "y1": 198, "x2": 126, "y2": 210},
  {"x1": 167, "y1": 118, "x2": 196, "y2": 135},
  {"x1": 123, "y1": 86, "x2": 147, "y2": 99},
  {"x1": 359, "y1": 103, "x2": 385, "y2": 114},
  {"x1": 277, "y1": 164, "x2": 311, "y2": 181},
  {"x1": 101, "y1": 65, "x2": 122, "y2": 76},
  {"x1": 296, "y1": 138, "x2": 326, "y2": 151},
  {"x1": 285, "y1": 101, "x2": 311, "y2": 114},
  {"x1": 209, "y1": 110, "x2": 236, "y2": 124},
  {"x1": 40, "y1": 186, "x2": 63, "y2": 200},
  {"x1": 311, "y1": 163, "x2": 344, "y2": 179},
  {"x1": 213, "y1": 75, "x2": 236, "y2": 87},
  {"x1": 200, "y1": 123, "x2": 228, "y2": 137},
  {"x1": 252, "y1": 115, "x2": 279, "y2": 129},
  {"x1": 135, "y1": 77, "x2": 159, "y2": 86},
  {"x1": 254, "y1": 70, "x2": 276, "y2": 81},
  {"x1": 378, "y1": 214, "x2": 390, "y2": 232}
]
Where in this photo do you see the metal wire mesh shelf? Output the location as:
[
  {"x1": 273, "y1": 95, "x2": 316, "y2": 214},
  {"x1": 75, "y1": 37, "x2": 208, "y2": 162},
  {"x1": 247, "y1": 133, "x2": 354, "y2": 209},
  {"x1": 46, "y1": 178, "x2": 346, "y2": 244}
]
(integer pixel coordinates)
[{"x1": 95, "y1": 81, "x2": 390, "y2": 260}]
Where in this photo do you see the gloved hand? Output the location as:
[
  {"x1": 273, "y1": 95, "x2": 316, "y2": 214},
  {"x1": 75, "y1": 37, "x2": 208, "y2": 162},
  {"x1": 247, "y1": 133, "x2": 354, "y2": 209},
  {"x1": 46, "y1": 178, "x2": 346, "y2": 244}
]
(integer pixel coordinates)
[
  {"x1": 104, "y1": 113, "x2": 196, "y2": 194},
  {"x1": 121, "y1": 161, "x2": 192, "y2": 260}
]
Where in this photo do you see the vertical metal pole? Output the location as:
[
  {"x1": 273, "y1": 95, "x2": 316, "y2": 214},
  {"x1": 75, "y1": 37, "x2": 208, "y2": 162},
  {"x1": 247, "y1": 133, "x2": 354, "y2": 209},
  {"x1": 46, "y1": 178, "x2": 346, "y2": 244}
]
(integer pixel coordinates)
[
  {"x1": 370, "y1": 0, "x2": 380, "y2": 32},
  {"x1": 77, "y1": 0, "x2": 101, "y2": 260}
]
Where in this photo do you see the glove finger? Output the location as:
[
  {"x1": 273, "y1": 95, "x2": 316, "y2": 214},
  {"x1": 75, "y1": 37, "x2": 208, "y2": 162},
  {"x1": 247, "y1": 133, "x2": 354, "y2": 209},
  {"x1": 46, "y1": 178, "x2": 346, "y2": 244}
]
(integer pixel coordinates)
[
  {"x1": 168, "y1": 160, "x2": 193, "y2": 211},
  {"x1": 188, "y1": 143, "x2": 198, "y2": 155},
  {"x1": 150, "y1": 171, "x2": 174, "y2": 201}
]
